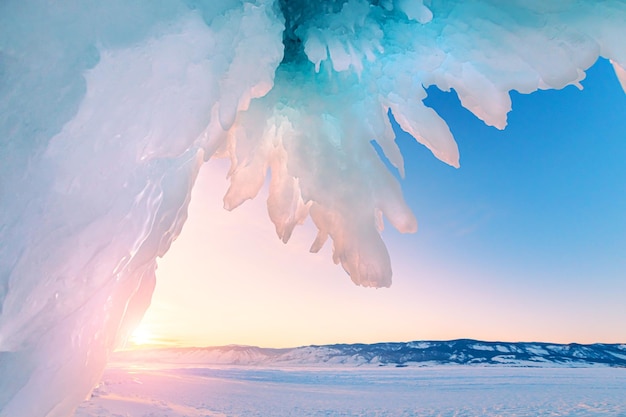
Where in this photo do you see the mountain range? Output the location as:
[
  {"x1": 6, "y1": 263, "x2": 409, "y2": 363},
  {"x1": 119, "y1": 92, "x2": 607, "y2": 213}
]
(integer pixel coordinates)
[{"x1": 113, "y1": 339, "x2": 626, "y2": 368}]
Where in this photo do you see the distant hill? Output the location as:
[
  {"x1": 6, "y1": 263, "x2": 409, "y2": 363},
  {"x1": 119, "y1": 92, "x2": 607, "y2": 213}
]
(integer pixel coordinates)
[{"x1": 113, "y1": 339, "x2": 626, "y2": 368}]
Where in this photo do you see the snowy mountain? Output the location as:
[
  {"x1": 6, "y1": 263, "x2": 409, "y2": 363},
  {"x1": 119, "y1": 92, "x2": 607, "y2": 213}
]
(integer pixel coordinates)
[{"x1": 113, "y1": 340, "x2": 626, "y2": 368}]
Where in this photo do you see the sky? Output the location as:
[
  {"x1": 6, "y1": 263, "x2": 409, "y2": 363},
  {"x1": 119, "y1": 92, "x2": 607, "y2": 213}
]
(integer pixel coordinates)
[{"x1": 129, "y1": 58, "x2": 626, "y2": 349}]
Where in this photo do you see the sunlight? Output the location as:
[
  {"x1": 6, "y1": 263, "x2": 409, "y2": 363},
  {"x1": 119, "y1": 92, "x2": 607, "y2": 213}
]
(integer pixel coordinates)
[{"x1": 129, "y1": 323, "x2": 159, "y2": 348}]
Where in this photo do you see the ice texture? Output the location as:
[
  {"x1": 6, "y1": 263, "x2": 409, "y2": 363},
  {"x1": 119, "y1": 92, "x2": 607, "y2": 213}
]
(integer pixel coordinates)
[
  {"x1": 1, "y1": 1, "x2": 625, "y2": 416},
  {"x1": 0, "y1": 1, "x2": 284, "y2": 416}
]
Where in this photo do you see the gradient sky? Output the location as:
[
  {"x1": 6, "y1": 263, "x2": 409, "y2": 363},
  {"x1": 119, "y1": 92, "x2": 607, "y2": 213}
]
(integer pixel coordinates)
[{"x1": 130, "y1": 58, "x2": 626, "y2": 349}]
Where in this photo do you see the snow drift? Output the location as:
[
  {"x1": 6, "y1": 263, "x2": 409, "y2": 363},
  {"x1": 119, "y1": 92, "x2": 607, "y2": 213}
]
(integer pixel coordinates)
[{"x1": 0, "y1": 0, "x2": 625, "y2": 416}]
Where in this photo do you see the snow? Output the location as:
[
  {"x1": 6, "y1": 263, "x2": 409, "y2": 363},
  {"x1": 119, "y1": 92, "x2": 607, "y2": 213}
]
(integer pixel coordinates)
[
  {"x1": 468, "y1": 343, "x2": 510, "y2": 353},
  {"x1": 408, "y1": 342, "x2": 431, "y2": 349},
  {"x1": 470, "y1": 344, "x2": 495, "y2": 351},
  {"x1": 75, "y1": 364, "x2": 626, "y2": 417},
  {"x1": 1, "y1": 1, "x2": 626, "y2": 416},
  {"x1": 526, "y1": 346, "x2": 550, "y2": 356},
  {"x1": 110, "y1": 341, "x2": 626, "y2": 369}
]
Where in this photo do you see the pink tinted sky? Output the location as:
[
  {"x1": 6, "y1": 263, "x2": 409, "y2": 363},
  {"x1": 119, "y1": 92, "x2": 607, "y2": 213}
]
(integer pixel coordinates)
[
  {"x1": 133, "y1": 159, "x2": 450, "y2": 348},
  {"x1": 131, "y1": 158, "x2": 622, "y2": 348}
]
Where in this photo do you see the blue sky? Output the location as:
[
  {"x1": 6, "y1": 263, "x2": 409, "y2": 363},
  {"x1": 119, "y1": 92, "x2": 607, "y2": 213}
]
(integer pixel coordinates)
[
  {"x1": 133, "y1": 58, "x2": 625, "y2": 348},
  {"x1": 385, "y1": 57, "x2": 626, "y2": 342}
]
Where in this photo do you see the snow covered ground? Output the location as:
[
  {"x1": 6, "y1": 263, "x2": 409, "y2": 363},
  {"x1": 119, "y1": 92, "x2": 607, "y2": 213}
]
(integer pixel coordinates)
[{"x1": 76, "y1": 364, "x2": 626, "y2": 417}]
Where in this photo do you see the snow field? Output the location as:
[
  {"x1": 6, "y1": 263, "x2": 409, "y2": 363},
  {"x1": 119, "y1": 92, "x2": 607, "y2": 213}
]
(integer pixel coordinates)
[{"x1": 76, "y1": 365, "x2": 626, "y2": 417}]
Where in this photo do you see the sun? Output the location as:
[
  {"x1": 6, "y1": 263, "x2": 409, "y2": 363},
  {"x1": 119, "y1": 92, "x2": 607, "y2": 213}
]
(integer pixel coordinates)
[{"x1": 129, "y1": 323, "x2": 158, "y2": 347}]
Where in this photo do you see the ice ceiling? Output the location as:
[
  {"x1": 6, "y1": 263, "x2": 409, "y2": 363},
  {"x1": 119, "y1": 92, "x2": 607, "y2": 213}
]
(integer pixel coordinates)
[{"x1": 1, "y1": 0, "x2": 625, "y2": 416}]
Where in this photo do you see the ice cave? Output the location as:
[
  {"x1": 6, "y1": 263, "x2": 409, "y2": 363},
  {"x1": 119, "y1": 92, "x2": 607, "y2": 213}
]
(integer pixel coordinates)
[{"x1": 1, "y1": 0, "x2": 625, "y2": 416}]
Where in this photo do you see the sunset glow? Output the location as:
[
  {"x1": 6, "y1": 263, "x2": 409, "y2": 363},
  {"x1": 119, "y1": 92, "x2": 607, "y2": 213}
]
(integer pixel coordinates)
[{"x1": 129, "y1": 325, "x2": 159, "y2": 347}]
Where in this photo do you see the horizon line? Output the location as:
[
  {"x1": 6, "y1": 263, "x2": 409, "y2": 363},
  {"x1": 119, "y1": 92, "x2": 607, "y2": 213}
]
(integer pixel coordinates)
[{"x1": 119, "y1": 337, "x2": 626, "y2": 352}]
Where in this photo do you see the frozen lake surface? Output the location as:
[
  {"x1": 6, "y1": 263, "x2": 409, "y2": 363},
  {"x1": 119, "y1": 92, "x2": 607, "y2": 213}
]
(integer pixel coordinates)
[{"x1": 76, "y1": 365, "x2": 626, "y2": 416}]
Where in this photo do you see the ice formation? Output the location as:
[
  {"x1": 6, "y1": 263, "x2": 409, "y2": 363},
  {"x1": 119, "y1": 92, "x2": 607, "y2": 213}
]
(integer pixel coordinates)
[{"x1": 0, "y1": 1, "x2": 625, "y2": 416}]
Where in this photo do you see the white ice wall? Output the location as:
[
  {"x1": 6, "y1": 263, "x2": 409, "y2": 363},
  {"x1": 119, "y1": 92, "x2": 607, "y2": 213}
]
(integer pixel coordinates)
[{"x1": 0, "y1": 1, "x2": 283, "y2": 416}]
